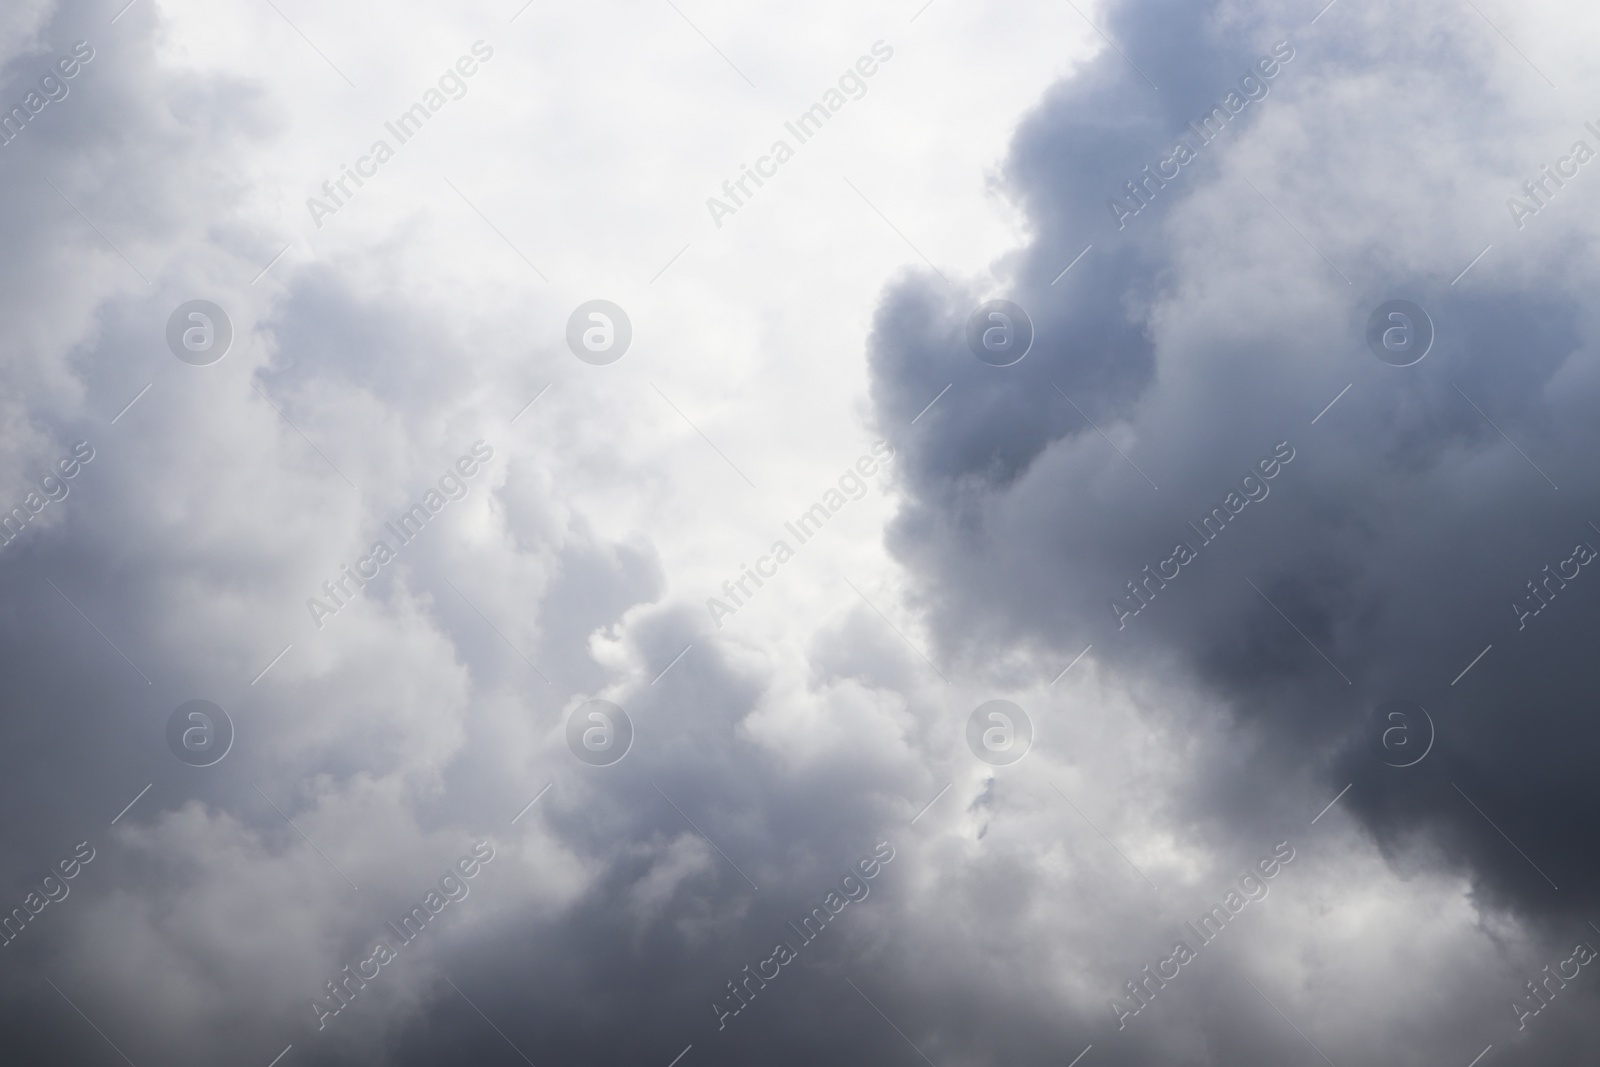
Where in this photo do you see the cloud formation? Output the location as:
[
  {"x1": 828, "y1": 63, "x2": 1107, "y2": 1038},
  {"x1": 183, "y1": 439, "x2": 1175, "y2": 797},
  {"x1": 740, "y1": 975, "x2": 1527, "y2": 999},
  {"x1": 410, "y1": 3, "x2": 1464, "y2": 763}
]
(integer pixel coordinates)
[
  {"x1": 867, "y1": 0, "x2": 1600, "y2": 1057},
  {"x1": 1, "y1": 0, "x2": 1598, "y2": 1065}
]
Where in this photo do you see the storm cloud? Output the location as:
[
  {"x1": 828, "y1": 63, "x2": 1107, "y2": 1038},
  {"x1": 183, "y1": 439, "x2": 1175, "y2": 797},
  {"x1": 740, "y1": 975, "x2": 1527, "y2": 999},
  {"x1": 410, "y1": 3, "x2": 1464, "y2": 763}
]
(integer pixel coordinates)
[{"x1": 1, "y1": 0, "x2": 1597, "y2": 1065}]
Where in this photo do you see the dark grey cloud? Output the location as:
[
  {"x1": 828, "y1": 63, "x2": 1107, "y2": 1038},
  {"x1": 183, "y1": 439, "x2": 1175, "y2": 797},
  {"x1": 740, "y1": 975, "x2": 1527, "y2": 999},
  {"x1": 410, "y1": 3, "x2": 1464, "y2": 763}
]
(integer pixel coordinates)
[{"x1": 866, "y1": 0, "x2": 1600, "y2": 1058}]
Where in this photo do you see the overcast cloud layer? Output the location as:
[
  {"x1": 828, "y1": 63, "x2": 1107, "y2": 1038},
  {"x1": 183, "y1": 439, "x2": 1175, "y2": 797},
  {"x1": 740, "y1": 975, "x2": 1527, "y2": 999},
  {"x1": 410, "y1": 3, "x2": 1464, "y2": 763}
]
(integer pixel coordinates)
[{"x1": 1, "y1": 0, "x2": 1597, "y2": 1064}]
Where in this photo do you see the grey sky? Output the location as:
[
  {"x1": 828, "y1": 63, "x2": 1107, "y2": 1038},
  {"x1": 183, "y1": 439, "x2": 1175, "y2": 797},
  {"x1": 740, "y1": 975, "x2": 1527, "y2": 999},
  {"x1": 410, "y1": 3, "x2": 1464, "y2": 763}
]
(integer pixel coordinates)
[{"x1": 0, "y1": 0, "x2": 1596, "y2": 1064}]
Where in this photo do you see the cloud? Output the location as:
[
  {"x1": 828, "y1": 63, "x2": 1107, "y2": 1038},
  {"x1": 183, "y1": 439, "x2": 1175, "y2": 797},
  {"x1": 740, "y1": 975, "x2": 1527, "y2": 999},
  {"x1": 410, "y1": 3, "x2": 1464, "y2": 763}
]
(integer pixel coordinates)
[
  {"x1": 863, "y1": 0, "x2": 1600, "y2": 1058},
  {"x1": 2, "y1": 0, "x2": 1597, "y2": 1064}
]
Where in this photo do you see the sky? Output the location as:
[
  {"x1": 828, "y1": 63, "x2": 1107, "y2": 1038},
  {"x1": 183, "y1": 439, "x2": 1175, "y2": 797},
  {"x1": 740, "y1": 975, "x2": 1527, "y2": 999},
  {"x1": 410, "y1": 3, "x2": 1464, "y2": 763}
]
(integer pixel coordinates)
[{"x1": 1, "y1": 0, "x2": 1598, "y2": 1064}]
